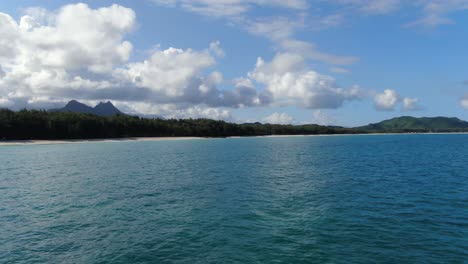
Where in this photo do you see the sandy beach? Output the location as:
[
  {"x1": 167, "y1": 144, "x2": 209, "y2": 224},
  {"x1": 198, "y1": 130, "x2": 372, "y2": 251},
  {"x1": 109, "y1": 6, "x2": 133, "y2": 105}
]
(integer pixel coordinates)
[
  {"x1": 2, "y1": 132, "x2": 468, "y2": 146},
  {"x1": 0, "y1": 134, "x2": 348, "y2": 146},
  {"x1": 0, "y1": 137, "x2": 204, "y2": 146}
]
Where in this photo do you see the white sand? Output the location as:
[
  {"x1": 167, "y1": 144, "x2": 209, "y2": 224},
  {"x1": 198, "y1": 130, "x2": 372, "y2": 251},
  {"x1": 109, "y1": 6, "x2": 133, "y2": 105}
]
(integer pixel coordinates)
[
  {"x1": 1, "y1": 132, "x2": 467, "y2": 146},
  {"x1": 0, "y1": 137, "x2": 204, "y2": 146}
]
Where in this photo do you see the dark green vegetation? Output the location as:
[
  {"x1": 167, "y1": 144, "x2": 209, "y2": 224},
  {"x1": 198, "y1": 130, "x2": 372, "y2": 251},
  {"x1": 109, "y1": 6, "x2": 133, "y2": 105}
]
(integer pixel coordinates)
[
  {"x1": 0, "y1": 109, "x2": 358, "y2": 140},
  {"x1": 358, "y1": 116, "x2": 468, "y2": 133},
  {"x1": 1, "y1": 108, "x2": 468, "y2": 140}
]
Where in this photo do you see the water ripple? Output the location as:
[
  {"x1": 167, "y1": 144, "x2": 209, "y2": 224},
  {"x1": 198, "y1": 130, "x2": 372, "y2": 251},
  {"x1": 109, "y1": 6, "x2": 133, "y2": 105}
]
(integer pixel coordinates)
[{"x1": 0, "y1": 135, "x2": 467, "y2": 263}]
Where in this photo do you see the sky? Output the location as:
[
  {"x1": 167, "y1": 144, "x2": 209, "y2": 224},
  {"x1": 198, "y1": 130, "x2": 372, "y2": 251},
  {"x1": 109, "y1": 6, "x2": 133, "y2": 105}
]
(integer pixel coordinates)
[{"x1": 0, "y1": 0, "x2": 467, "y2": 126}]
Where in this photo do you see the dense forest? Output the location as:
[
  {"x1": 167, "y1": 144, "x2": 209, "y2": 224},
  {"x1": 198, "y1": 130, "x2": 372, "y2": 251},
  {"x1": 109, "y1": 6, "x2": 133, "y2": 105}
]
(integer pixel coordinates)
[
  {"x1": 358, "y1": 116, "x2": 468, "y2": 132},
  {"x1": 2, "y1": 109, "x2": 468, "y2": 140},
  {"x1": 0, "y1": 109, "x2": 360, "y2": 140}
]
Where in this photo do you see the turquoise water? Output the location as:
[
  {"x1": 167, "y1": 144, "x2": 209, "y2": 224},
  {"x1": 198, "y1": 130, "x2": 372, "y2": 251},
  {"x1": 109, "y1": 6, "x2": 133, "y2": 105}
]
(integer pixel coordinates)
[{"x1": 1, "y1": 134, "x2": 467, "y2": 263}]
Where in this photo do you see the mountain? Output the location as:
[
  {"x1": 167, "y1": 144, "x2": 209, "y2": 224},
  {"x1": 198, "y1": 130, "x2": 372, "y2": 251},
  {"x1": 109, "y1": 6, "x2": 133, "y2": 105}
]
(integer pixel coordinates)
[
  {"x1": 50, "y1": 100, "x2": 124, "y2": 117},
  {"x1": 58, "y1": 100, "x2": 95, "y2": 114},
  {"x1": 358, "y1": 116, "x2": 468, "y2": 132},
  {"x1": 93, "y1": 101, "x2": 123, "y2": 116}
]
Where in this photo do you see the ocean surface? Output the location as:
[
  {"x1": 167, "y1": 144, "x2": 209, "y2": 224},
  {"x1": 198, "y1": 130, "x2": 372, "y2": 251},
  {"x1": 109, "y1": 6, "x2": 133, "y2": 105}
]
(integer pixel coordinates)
[{"x1": 1, "y1": 134, "x2": 467, "y2": 263}]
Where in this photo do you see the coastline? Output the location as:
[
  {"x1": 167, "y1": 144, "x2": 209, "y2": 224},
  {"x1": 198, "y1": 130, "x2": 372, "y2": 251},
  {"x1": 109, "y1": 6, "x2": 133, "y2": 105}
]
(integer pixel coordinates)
[
  {"x1": 1, "y1": 132, "x2": 468, "y2": 146},
  {"x1": 0, "y1": 137, "x2": 203, "y2": 146}
]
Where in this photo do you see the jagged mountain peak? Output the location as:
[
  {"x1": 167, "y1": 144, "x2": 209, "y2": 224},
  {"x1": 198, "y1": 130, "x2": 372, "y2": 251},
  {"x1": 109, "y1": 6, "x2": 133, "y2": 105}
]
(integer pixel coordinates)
[{"x1": 50, "y1": 100, "x2": 124, "y2": 117}]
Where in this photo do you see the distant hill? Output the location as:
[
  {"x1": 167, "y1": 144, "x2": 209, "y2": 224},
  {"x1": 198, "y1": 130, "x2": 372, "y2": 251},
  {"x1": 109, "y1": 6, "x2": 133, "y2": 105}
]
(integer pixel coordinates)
[
  {"x1": 93, "y1": 101, "x2": 123, "y2": 116},
  {"x1": 50, "y1": 100, "x2": 123, "y2": 117},
  {"x1": 358, "y1": 116, "x2": 468, "y2": 132}
]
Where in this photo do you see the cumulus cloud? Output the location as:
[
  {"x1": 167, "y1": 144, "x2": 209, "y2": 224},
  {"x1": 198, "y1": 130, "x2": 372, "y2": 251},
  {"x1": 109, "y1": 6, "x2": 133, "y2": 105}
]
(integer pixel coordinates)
[
  {"x1": 18, "y1": 3, "x2": 134, "y2": 73},
  {"x1": 403, "y1": 97, "x2": 421, "y2": 111},
  {"x1": 116, "y1": 47, "x2": 216, "y2": 99},
  {"x1": 120, "y1": 102, "x2": 233, "y2": 120},
  {"x1": 374, "y1": 90, "x2": 421, "y2": 111},
  {"x1": 374, "y1": 89, "x2": 400, "y2": 111},
  {"x1": 249, "y1": 53, "x2": 363, "y2": 109},
  {"x1": 0, "y1": 13, "x2": 20, "y2": 64},
  {"x1": 461, "y1": 95, "x2": 468, "y2": 109},
  {"x1": 0, "y1": 3, "x2": 137, "y2": 110},
  {"x1": 0, "y1": 4, "x2": 271, "y2": 114},
  {"x1": 263, "y1": 112, "x2": 295, "y2": 124},
  {"x1": 0, "y1": 3, "x2": 417, "y2": 121},
  {"x1": 114, "y1": 46, "x2": 268, "y2": 108}
]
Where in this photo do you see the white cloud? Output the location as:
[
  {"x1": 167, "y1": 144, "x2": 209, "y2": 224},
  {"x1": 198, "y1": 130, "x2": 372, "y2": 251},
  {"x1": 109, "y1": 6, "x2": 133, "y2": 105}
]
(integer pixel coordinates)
[
  {"x1": 0, "y1": 4, "x2": 269, "y2": 114},
  {"x1": 115, "y1": 46, "x2": 268, "y2": 108},
  {"x1": 153, "y1": 0, "x2": 357, "y2": 67},
  {"x1": 20, "y1": 7, "x2": 54, "y2": 26},
  {"x1": 361, "y1": 0, "x2": 401, "y2": 14},
  {"x1": 249, "y1": 53, "x2": 363, "y2": 109},
  {"x1": 0, "y1": 3, "x2": 416, "y2": 120},
  {"x1": 244, "y1": 17, "x2": 358, "y2": 66},
  {"x1": 330, "y1": 67, "x2": 350, "y2": 74},
  {"x1": 152, "y1": 0, "x2": 308, "y2": 17},
  {"x1": 116, "y1": 47, "x2": 216, "y2": 98},
  {"x1": 246, "y1": 16, "x2": 304, "y2": 40},
  {"x1": 330, "y1": 1, "x2": 468, "y2": 28},
  {"x1": 120, "y1": 102, "x2": 233, "y2": 120},
  {"x1": 209, "y1": 41, "x2": 225, "y2": 58},
  {"x1": 331, "y1": 0, "x2": 401, "y2": 14},
  {"x1": 403, "y1": 97, "x2": 421, "y2": 111},
  {"x1": 263, "y1": 112, "x2": 295, "y2": 124},
  {"x1": 0, "y1": 13, "x2": 20, "y2": 64},
  {"x1": 0, "y1": 98, "x2": 14, "y2": 108},
  {"x1": 313, "y1": 14, "x2": 345, "y2": 29},
  {"x1": 311, "y1": 110, "x2": 336, "y2": 126},
  {"x1": 313, "y1": 0, "x2": 468, "y2": 28},
  {"x1": 280, "y1": 39, "x2": 358, "y2": 65},
  {"x1": 0, "y1": 3, "x2": 138, "y2": 111},
  {"x1": 408, "y1": 0, "x2": 468, "y2": 27},
  {"x1": 155, "y1": 0, "x2": 468, "y2": 31},
  {"x1": 374, "y1": 89, "x2": 399, "y2": 111},
  {"x1": 374, "y1": 90, "x2": 421, "y2": 111},
  {"x1": 153, "y1": 0, "x2": 178, "y2": 7},
  {"x1": 172, "y1": 106, "x2": 232, "y2": 120},
  {"x1": 14, "y1": 3, "x2": 135, "y2": 73},
  {"x1": 279, "y1": 39, "x2": 358, "y2": 66},
  {"x1": 461, "y1": 95, "x2": 468, "y2": 109}
]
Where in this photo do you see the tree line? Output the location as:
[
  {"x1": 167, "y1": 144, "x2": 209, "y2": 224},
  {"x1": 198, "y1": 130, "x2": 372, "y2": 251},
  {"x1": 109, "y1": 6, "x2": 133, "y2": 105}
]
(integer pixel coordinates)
[{"x1": 0, "y1": 109, "x2": 361, "y2": 140}]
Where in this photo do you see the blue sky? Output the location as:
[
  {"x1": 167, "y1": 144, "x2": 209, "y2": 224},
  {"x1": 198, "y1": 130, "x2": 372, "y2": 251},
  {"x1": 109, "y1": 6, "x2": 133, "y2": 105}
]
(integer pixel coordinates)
[{"x1": 0, "y1": 0, "x2": 467, "y2": 126}]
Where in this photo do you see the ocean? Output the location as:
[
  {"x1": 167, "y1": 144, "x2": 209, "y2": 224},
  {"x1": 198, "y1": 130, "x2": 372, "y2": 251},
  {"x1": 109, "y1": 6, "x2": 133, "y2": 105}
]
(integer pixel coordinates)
[{"x1": 1, "y1": 134, "x2": 467, "y2": 263}]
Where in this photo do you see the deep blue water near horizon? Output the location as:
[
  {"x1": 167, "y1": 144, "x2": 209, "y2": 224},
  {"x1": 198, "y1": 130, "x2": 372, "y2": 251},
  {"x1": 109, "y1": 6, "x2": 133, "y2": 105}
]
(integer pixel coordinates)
[{"x1": 1, "y1": 134, "x2": 467, "y2": 263}]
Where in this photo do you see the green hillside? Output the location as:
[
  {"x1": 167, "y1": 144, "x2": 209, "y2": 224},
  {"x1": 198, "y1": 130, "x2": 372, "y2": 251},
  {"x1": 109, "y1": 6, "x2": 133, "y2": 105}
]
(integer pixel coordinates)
[{"x1": 358, "y1": 116, "x2": 468, "y2": 132}]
